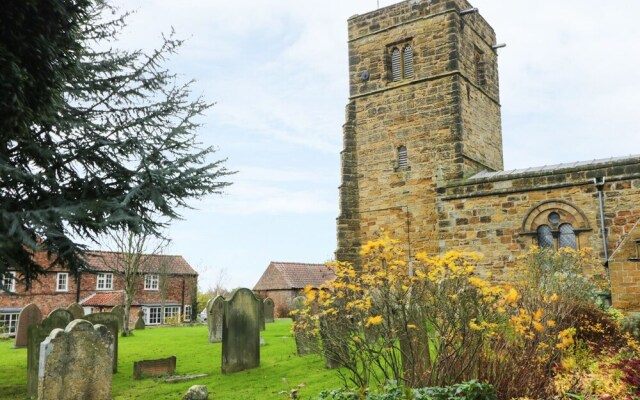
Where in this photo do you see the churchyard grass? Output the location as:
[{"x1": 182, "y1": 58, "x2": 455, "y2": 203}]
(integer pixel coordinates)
[{"x1": 0, "y1": 319, "x2": 342, "y2": 399}]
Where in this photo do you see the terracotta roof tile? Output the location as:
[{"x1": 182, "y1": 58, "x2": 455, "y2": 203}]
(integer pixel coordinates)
[
  {"x1": 80, "y1": 292, "x2": 125, "y2": 307},
  {"x1": 253, "y1": 262, "x2": 335, "y2": 291},
  {"x1": 83, "y1": 251, "x2": 197, "y2": 276}
]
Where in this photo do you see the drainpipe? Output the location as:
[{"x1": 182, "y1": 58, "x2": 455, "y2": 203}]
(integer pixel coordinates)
[
  {"x1": 594, "y1": 177, "x2": 609, "y2": 267},
  {"x1": 75, "y1": 271, "x2": 81, "y2": 303},
  {"x1": 594, "y1": 177, "x2": 612, "y2": 307}
]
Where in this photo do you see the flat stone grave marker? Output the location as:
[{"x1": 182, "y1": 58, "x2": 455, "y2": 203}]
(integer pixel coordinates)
[
  {"x1": 38, "y1": 319, "x2": 113, "y2": 400},
  {"x1": 133, "y1": 356, "x2": 176, "y2": 380},
  {"x1": 207, "y1": 295, "x2": 224, "y2": 343},
  {"x1": 221, "y1": 288, "x2": 260, "y2": 373},
  {"x1": 263, "y1": 297, "x2": 275, "y2": 323},
  {"x1": 66, "y1": 302, "x2": 84, "y2": 319},
  {"x1": 27, "y1": 308, "x2": 74, "y2": 397},
  {"x1": 14, "y1": 303, "x2": 42, "y2": 348},
  {"x1": 85, "y1": 312, "x2": 119, "y2": 372}
]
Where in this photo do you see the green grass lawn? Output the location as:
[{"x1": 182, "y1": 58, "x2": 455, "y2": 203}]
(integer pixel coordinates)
[{"x1": 0, "y1": 319, "x2": 342, "y2": 399}]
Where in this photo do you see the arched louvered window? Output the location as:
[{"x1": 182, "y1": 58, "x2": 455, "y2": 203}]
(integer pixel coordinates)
[
  {"x1": 391, "y1": 47, "x2": 401, "y2": 81},
  {"x1": 397, "y1": 145, "x2": 408, "y2": 169},
  {"x1": 558, "y1": 223, "x2": 577, "y2": 249},
  {"x1": 537, "y1": 225, "x2": 553, "y2": 249},
  {"x1": 403, "y1": 45, "x2": 414, "y2": 79}
]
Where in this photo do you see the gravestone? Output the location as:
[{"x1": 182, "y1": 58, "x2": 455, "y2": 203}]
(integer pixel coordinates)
[
  {"x1": 14, "y1": 303, "x2": 42, "y2": 348},
  {"x1": 66, "y1": 302, "x2": 84, "y2": 319},
  {"x1": 221, "y1": 288, "x2": 260, "y2": 373},
  {"x1": 27, "y1": 308, "x2": 73, "y2": 397},
  {"x1": 319, "y1": 315, "x2": 342, "y2": 369},
  {"x1": 291, "y1": 296, "x2": 318, "y2": 356},
  {"x1": 38, "y1": 319, "x2": 114, "y2": 400},
  {"x1": 85, "y1": 312, "x2": 119, "y2": 373},
  {"x1": 111, "y1": 305, "x2": 124, "y2": 331},
  {"x1": 133, "y1": 356, "x2": 176, "y2": 379},
  {"x1": 263, "y1": 298, "x2": 275, "y2": 323},
  {"x1": 135, "y1": 309, "x2": 146, "y2": 330},
  {"x1": 255, "y1": 292, "x2": 265, "y2": 331},
  {"x1": 207, "y1": 296, "x2": 224, "y2": 343}
]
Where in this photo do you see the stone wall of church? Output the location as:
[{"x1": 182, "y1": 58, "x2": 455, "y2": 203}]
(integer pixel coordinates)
[{"x1": 437, "y1": 158, "x2": 640, "y2": 310}]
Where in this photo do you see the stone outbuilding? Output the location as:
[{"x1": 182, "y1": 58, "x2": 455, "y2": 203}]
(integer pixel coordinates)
[{"x1": 253, "y1": 262, "x2": 335, "y2": 316}]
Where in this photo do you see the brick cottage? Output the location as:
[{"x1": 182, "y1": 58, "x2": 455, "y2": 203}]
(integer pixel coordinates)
[{"x1": 0, "y1": 250, "x2": 197, "y2": 334}]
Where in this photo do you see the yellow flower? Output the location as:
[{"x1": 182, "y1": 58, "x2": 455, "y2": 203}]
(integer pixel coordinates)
[
  {"x1": 549, "y1": 293, "x2": 559, "y2": 302},
  {"x1": 532, "y1": 321, "x2": 545, "y2": 332},
  {"x1": 547, "y1": 320, "x2": 556, "y2": 328},
  {"x1": 407, "y1": 324, "x2": 417, "y2": 329},
  {"x1": 503, "y1": 287, "x2": 520, "y2": 304},
  {"x1": 469, "y1": 319, "x2": 483, "y2": 331},
  {"x1": 365, "y1": 315, "x2": 383, "y2": 327}
]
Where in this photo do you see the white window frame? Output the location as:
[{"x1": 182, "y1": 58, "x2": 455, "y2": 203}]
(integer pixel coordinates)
[
  {"x1": 184, "y1": 305, "x2": 192, "y2": 322},
  {"x1": 1, "y1": 272, "x2": 16, "y2": 293},
  {"x1": 56, "y1": 272, "x2": 69, "y2": 292},
  {"x1": 0, "y1": 312, "x2": 19, "y2": 335},
  {"x1": 164, "y1": 306, "x2": 180, "y2": 323},
  {"x1": 144, "y1": 274, "x2": 159, "y2": 291},
  {"x1": 96, "y1": 273, "x2": 113, "y2": 290}
]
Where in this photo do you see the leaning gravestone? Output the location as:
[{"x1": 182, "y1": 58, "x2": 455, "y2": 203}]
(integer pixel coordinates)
[
  {"x1": 221, "y1": 288, "x2": 260, "y2": 373},
  {"x1": 85, "y1": 312, "x2": 119, "y2": 373},
  {"x1": 207, "y1": 296, "x2": 225, "y2": 343},
  {"x1": 263, "y1": 298, "x2": 275, "y2": 323},
  {"x1": 38, "y1": 319, "x2": 114, "y2": 400},
  {"x1": 135, "y1": 309, "x2": 146, "y2": 330},
  {"x1": 291, "y1": 296, "x2": 318, "y2": 356},
  {"x1": 27, "y1": 308, "x2": 74, "y2": 397},
  {"x1": 66, "y1": 302, "x2": 84, "y2": 319},
  {"x1": 14, "y1": 303, "x2": 42, "y2": 348}
]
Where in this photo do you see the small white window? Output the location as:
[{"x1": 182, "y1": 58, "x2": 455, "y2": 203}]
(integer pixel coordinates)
[
  {"x1": 96, "y1": 273, "x2": 113, "y2": 290},
  {"x1": 144, "y1": 274, "x2": 159, "y2": 291},
  {"x1": 397, "y1": 145, "x2": 408, "y2": 169},
  {"x1": 0, "y1": 312, "x2": 19, "y2": 334},
  {"x1": 1, "y1": 272, "x2": 16, "y2": 293},
  {"x1": 184, "y1": 305, "x2": 192, "y2": 322},
  {"x1": 56, "y1": 273, "x2": 69, "y2": 292}
]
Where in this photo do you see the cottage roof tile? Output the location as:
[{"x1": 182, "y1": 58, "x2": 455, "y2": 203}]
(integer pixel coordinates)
[{"x1": 253, "y1": 262, "x2": 335, "y2": 291}]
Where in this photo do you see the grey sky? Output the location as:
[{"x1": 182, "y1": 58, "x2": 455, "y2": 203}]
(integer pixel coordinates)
[{"x1": 109, "y1": 0, "x2": 640, "y2": 290}]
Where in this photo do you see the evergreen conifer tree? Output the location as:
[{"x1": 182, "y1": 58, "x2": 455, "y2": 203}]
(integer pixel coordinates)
[{"x1": 0, "y1": 0, "x2": 232, "y2": 286}]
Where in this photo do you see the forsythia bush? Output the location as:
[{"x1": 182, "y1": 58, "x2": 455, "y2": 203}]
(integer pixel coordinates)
[{"x1": 295, "y1": 236, "x2": 640, "y2": 399}]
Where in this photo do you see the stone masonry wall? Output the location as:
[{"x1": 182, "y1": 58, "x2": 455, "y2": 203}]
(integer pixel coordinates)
[
  {"x1": 437, "y1": 159, "x2": 640, "y2": 310},
  {"x1": 338, "y1": 0, "x2": 502, "y2": 265}
]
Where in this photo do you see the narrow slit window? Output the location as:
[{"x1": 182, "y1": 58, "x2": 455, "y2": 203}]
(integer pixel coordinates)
[
  {"x1": 403, "y1": 45, "x2": 414, "y2": 78},
  {"x1": 391, "y1": 47, "x2": 401, "y2": 81},
  {"x1": 397, "y1": 145, "x2": 408, "y2": 169}
]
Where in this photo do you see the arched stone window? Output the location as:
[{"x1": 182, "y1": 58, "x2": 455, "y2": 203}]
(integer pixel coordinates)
[
  {"x1": 521, "y1": 200, "x2": 590, "y2": 250},
  {"x1": 391, "y1": 47, "x2": 401, "y2": 81},
  {"x1": 402, "y1": 45, "x2": 414, "y2": 79}
]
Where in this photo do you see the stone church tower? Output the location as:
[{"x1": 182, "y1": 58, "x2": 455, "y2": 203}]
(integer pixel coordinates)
[
  {"x1": 336, "y1": 0, "x2": 640, "y2": 311},
  {"x1": 337, "y1": 0, "x2": 503, "y2": 266}
]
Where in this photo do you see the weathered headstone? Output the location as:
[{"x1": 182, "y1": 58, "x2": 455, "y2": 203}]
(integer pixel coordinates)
[
  {"x1": 27, "y1": 308, "x2": 74, "y2": 397},
  {"x1": 111, "y1": 305, "x2": 124, "y2": 331},
  {"x1": 206, "y1": 296, "x2": 224, "y2": 343},
  {"x1": 135, "y1": 309, "x2": 146, "y2": 330},
  {"x1": 221, "y1": 288, "x2": 260, "y2": 373},
  {"x1": 38, "y1": 319, "x2": 114, "y2": 400},
  {"x1": 291, "y1": 296, "x2": 318, "y2": 356},
  {"x1": 255, "y1": 292, "x2": 265, "y2": 331},
  {"x1": 85, "y1": 312, "x2": 119, "y2": 373},
  {"x1": 14, "y1": 303, "x2": 42, "y2": 348},
  {"x1": 133, "y1": 356, "x2": 176, "y2": 379},
  {"x1": 319, "y1": 315, "x2": 342, "y2": 369},
  {"x1": 263, "y1": 298, "x2": 275, "y2": 323},
  {"x1": 66, "y1": 302, "x2": 84, "y2": 319}
]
